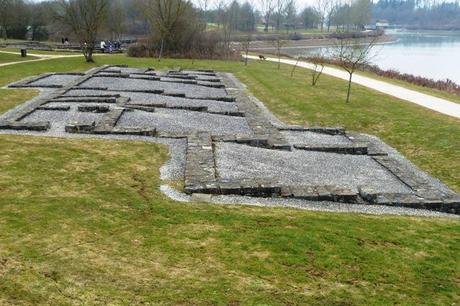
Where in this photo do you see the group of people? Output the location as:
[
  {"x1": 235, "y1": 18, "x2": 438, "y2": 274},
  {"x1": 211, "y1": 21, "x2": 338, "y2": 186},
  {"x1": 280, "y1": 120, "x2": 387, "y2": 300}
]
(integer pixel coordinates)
[{"x1": 100, "y1": 40, "x2": 121, "y2": 53}]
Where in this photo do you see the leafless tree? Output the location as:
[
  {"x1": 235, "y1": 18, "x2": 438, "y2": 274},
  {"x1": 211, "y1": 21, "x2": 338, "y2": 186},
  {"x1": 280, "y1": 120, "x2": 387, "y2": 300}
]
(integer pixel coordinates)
[
  {"x1": 55, "y1": 0, "x2": 109, "y2": 62},
  {"x1": 240, "y1": 35, "x2": 252, "y2": 66},
  {"x1": 315, "y1": 0, "x2": 329, "y2": 32},
  {"x1": 272, "y1": 36, "x2": 287, "y2": 69},
  {"x1": 259, "y1": 0, "x2": 274, "y2": 32},
  {"x1": 0, "y1": 0, "x2": 12, "y2": 40},
  {"x1": 106, "y1": 0, "x2": 126, "y2": 41},
  {"x1": 290, "y1": 56, "x2": 325, "y2": 86},
  {"x1": 140, "y1": 0, "x2": 187, "y2": 62},
  {"x1": 309, "y1": 56, "x2": 326, "y2": 86},
  {"x1": 331, "y1": 36, "x2": 378, "y2": 102},
  {"x1": 274, "y1": 0, "x2": 288, "y2": 30}
]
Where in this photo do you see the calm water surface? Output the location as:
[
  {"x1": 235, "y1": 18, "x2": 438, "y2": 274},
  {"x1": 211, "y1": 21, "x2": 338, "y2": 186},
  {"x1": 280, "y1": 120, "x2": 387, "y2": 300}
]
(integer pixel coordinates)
[{"x1": 289, "y1": 30, "x2": 460, "y2": 84}]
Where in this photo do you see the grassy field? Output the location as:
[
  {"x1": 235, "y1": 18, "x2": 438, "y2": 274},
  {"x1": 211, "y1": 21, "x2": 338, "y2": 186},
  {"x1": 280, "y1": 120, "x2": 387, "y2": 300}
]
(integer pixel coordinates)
[
  {"x1": 1, "y1": 47, "x2": 81, "y2": 56},
  {"x1": 0, "y1": 55, "x2": 459, "y2": 304},
  {"x1": 255, "y1": 52, "x2": 460, "y2": 104},
  {"x1": 0, "y1": 52, "x2": 38, "y2": 64}
]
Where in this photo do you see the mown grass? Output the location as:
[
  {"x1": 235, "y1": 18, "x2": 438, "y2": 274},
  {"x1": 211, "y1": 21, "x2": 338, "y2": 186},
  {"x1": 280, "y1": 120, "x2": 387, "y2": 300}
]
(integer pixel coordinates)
[
  {"x1": 0, "y1": 52, "x2": 38, "y2": 64},
  {"x1": 0, "y1": 55, "x2": 459, "y2": 304},
  {"x1": 1, "y1": 47, "x2": 79, "y2": 56},
  {"x1": 0, "y1": 135, "x2": 458, "y2": 305}
]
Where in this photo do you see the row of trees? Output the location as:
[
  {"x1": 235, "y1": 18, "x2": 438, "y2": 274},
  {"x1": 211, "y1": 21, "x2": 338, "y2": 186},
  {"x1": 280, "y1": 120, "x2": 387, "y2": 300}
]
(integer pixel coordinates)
[
  {"x1": 0, "y1": 0, "x2": 135, "y2": 41},
  {"x1": 0, "y1": 0, "x2": 375, "y2": 43},
  {"x1": 202, "y1": 0, "x2": 373, "y2": 33},
  {"x1": 373, "y1": 0, "x2": 460, "y2": 29}
]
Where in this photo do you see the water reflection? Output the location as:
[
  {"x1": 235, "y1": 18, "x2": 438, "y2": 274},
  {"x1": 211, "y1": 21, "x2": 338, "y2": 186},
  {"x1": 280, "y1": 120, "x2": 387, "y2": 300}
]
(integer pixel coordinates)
[{"x1": 288, "y1": 30, "x2": 460, "y2": 83}]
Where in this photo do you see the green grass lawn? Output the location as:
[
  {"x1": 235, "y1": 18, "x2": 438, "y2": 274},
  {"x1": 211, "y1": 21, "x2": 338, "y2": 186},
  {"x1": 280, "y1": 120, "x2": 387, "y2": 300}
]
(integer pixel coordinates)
[
  {"x1": 0, "y1": 135, "x2": 458, "y2": 305},
  {"x1": 0, "y1": 55, "x2": 459, "y2": 304},
  {"x1": 1, "y1": 47, "x2": 80, "y2": 56},
  {"x1": 0, "y1": 52, "x2": 38, "y2": 64}
]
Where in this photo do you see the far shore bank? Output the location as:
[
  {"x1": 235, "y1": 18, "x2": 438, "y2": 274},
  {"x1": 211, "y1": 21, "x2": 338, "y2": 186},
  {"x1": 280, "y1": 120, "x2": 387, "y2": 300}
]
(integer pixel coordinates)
[{"x1": 247, "y1": 34, "x2": 395, "y2": 51}]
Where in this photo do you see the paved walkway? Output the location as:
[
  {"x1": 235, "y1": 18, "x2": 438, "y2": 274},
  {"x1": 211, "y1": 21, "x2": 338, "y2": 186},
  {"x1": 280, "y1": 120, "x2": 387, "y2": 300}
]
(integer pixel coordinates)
[{"x1": 246, "y1": 55, "x2": 460, "y2": 119}]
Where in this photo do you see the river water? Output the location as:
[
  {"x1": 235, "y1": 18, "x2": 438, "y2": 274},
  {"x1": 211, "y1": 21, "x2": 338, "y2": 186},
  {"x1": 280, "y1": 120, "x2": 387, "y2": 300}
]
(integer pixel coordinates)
[{"x1": 284, "y1": 29, "x2": 460, "y2": 84}]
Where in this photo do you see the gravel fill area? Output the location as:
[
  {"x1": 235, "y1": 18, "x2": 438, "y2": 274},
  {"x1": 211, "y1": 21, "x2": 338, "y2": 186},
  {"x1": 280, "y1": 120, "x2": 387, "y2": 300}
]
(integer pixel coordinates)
[
  {"x1": 29, "y1": 74, "x2": 82, "y2": 87},
  {"x1": 117, "y1": 109, "x2": 253, "y2": 135},
  {"x1": 351, "y1": 133, "x2": 455, "y2": 195},
  {"x1": 104, "y1": 67, "x2": 149, "y2": 74},
  {"x1": 22, "y1": 109, "x2": 105, "y2": 131},
  {"x1": 280, "y1": 130, "x2": 352, "y2": 145},
  {"x1": 78, "y1": 77, "x2": 228, "y2": 98},
  {"x1": 210, "y1": 194, "x2": 458, "y2": 218},
  {"x1": 61, "y1": 89, "x2": 238, "y2": 113},
  {"x1": 215, "y1": 142, "x2": 411, "y2": 193}
]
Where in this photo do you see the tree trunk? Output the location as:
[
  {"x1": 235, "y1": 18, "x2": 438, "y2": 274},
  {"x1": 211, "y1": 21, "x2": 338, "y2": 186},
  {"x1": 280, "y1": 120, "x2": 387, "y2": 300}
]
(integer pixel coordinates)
[
  {"x1": 245, "y1": 49, "x2": 248, "y2": 66},
  {"x1": 86, "y1": 48, "x2": 94, "y2": 63},
  {"x1": 277, "y1": 50, "x2": 281, "y2": 69},
  {"x1": 346, "y1": 72, "x2": 353, "y2": 103},
  {"x1": 290, "y1": 58, "x2": 300, "y2": 77},
  {"x1": 158, "y1": 37, "x2": 164, "y2": 62}
]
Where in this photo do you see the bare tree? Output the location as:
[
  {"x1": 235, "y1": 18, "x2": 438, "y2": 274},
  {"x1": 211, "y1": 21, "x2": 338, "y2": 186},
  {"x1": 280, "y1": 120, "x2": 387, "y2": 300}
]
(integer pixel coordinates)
[
  {"x1": 290, "y1": 56, "x2": 325, "y2": 86},
  {"x1": 106, "y1": 0, "x2": 126, "y2": 41},
  {"x1": 0, "y1": 0, "x2": 12, "y2": 40},
  {"x1": 309, "y1": 56, "x2": 326, "y2": 86},
  {"x1": 274, "y1": 0, "x2": 288, "y2": 31},
  {"x1": 272, "y1": 36, "x2": 287, "y2": 69},
  {"x1": 331, "y1": 36, "x2": 378, "y2": 102},
  {"x1": 197, "y1": 0, "x2": 210, "y2": 26},
  {"x1": 315, "y1": 0, "x2": 329, "y2": 32},
  {"x1": 141, "y1": 0, "x2": 187, "y2": 62},
  {"x1": 259, "y1": 0, "x2": 274, "y2": 32},
  {"x1": 55, "y1": 0, "x2": 109, "y2": 62},
  {"x1": 240, "y1": 34, "x2": 252, "y2": 66}
]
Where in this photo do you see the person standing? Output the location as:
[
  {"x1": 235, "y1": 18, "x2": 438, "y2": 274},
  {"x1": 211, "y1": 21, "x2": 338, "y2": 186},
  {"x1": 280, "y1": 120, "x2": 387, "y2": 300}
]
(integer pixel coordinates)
[{"x1": 100, "y1": 40, "x2": 106, "y2": 53}]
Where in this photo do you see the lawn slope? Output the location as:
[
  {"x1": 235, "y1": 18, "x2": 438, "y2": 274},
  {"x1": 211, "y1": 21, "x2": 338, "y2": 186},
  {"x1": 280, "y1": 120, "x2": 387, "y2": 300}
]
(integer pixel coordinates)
[{"x1": 0, "y1": 135, "x2": 458, "y2": 304}]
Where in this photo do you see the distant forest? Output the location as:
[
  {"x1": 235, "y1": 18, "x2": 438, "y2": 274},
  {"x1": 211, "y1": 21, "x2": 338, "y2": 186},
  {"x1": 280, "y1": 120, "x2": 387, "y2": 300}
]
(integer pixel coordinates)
[
  {"x1": 373, "y1": 0, "x2": 460, "y2": 30},
  {"x1": 0, "y1": 0, "x2": 459, "y2": 42}
]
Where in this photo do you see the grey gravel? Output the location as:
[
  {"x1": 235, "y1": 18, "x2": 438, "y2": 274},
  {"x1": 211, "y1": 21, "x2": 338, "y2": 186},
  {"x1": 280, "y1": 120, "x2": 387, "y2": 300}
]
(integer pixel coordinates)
[
  {"x1": 62, "y1": 89, "x2": 238, "y2": 113},
  {"x1": 117, "y1": 109, "x2": 253, "y2": 135},
  {"x1": 22, "y1": 109, "x2": 105, "y2": 131},
  {"x1": 215, "y1": 142, "x2": 411, "y2": 193},
  {"x1": 78, "y1": 76, "x2": 228, "y2": 98},
  {"x1": 104, "y1": 67, "x2": 149, "y2": 74},
  {"x1": 29, "y1": 74, "x2": 82, "y2": 87},
  {"x1": 280, "y1": 130, "x2": 352, "y2": 145}
]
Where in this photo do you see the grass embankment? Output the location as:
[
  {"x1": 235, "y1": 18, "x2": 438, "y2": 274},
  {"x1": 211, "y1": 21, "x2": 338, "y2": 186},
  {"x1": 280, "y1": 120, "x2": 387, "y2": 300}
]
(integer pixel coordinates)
[
  {"x1": 0, "y1": 135, "x2": 459, "y2": 304},
  {"x1": 0, "y1": 55, "x2": 459, "y2": 304},
  {"x1": 254, "y1": 52, "x2": 460, "y2": 104}
]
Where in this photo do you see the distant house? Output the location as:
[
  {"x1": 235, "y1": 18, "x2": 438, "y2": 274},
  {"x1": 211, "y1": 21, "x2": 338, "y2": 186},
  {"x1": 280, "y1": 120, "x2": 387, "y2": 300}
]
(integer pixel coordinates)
[{"x1": 376, "y1": 20, "x2": 390, "y2": 29}]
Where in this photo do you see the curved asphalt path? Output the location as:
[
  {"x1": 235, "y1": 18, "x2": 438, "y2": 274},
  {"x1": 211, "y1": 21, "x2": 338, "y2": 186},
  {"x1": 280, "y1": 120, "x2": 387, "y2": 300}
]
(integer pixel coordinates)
[{"x1": 246, "y1": 55, "x2": 460, "y2": 119}]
